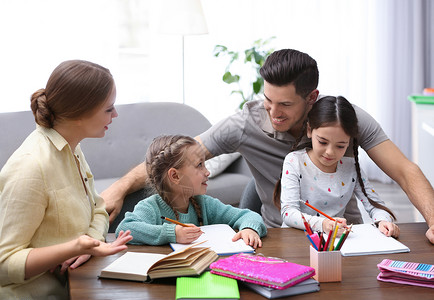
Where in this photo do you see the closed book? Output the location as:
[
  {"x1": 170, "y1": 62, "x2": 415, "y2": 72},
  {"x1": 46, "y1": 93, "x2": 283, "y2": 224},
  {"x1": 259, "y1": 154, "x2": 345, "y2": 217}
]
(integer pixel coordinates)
[
  {"x1": 176, "y1": 271, "x2": 240, "y2": 299},
  {"x1": 99, "y1": 241, "x2": 218, "y2": 282},
  {"x1": 210, "y1": 253, "x2": 315, "y2": 289},
  {"x1": 243, "y1": 278, "x2": 320, "y2": 299}
]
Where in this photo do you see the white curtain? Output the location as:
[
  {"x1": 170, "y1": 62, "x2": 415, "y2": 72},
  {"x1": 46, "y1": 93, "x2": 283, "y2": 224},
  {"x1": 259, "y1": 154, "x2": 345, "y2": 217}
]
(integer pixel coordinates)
[{"x1": 356, "y1": 0, "x2": 433, "y2": 182}]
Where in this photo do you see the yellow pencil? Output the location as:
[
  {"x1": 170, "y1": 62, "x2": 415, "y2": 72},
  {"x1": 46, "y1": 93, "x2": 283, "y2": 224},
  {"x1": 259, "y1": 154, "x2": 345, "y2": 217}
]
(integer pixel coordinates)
[{"x1": 329, "y1": 221, "x2": 339, "y2": 251}]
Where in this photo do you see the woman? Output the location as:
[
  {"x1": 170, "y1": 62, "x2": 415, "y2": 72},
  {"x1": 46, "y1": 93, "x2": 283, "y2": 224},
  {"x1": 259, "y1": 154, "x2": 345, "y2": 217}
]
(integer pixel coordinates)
[{"x1": 0, "y1": 60, "x2": 132, "y2": 299}]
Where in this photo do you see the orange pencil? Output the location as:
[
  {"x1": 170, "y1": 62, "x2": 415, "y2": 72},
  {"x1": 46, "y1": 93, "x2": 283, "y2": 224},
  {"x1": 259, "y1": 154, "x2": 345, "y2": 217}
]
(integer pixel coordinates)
[
  {"x1": 160, "y1": 216, "x2": 204, "y2": 234},
  {"x1": 301, "y1": 200, "x2": 350, "y2": 229},
  {"x1": 160, "y1": 216, "x2": 195, "y2": 227}
]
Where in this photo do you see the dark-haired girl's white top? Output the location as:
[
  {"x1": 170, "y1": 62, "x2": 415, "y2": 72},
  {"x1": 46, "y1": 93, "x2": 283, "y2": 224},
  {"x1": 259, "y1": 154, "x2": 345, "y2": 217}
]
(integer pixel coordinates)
[{"x1": 280, "y1": 148, "x2": 393, "y2": 231}]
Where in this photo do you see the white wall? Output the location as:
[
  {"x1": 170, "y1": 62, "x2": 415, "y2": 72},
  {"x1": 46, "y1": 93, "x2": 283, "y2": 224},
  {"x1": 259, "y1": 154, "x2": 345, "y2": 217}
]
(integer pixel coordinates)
[{"x1": 1, "y1": 0, "x2": 430, "y2": 183}]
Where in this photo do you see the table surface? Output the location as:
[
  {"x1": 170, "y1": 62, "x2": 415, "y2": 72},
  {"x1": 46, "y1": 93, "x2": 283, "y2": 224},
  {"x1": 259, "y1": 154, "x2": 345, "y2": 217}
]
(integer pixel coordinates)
[{"x1": 68, "y1": 223, "x2": 433, "y2": 299}]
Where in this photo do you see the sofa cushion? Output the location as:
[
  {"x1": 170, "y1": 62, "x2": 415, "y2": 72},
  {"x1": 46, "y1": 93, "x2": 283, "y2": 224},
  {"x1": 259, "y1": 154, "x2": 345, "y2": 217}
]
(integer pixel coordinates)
[{"x1": 205, "y1": 152, "x2": 241, "y2": 178}]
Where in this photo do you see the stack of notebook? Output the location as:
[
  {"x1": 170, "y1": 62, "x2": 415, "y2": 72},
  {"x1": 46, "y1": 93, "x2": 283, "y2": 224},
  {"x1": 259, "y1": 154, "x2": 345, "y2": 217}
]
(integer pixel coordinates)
[{"x1": 208, "y1": 253, "x2": 320, "y2": 298}]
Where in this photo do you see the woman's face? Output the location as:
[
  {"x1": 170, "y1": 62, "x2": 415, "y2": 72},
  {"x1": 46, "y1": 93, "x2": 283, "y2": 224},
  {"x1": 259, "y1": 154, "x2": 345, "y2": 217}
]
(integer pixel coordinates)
[{"x1": 80, "y1": 85, "x2": 118, "y2": 139}]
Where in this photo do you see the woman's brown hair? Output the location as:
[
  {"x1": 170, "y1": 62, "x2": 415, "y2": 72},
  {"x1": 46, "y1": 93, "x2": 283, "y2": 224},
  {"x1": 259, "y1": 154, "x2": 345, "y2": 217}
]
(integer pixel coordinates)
[{"x1": 30, "y1": 60, "x2": 114, "y2": 128}]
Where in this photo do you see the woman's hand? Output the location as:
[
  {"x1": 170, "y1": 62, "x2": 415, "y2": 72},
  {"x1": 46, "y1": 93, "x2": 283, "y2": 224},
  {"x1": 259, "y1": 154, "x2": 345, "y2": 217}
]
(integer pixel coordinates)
[
  {"x1": 59, "y1": 254, "x2": 92, "y2": 274},
  {"x1": 58, "y1": 230, "x2": 133, "y2": 273},
  {"x1": 322, "y1": 218, "x2": 347, "y2": 236},
  {"x1": 378, "y1": 221, "x2": 400, "y2": 238},
  {"x1": 175, "y1": 224, "x2": 203, "y2": 244},
  {"x1": 232, "y1": 228, "x2": 262, "y2": 249}
]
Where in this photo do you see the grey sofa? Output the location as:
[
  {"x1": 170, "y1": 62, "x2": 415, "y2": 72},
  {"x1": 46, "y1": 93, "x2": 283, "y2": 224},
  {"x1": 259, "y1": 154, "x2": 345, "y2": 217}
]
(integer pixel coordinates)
[{"x1": 0, "y1": 102, "x2": 253, "y2": 231}]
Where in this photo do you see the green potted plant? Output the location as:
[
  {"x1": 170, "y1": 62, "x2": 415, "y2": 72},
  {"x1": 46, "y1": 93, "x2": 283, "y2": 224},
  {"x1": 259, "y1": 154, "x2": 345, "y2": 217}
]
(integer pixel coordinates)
[{"x1": 213, "y1": 37, "x2": 276, "y2": 109}]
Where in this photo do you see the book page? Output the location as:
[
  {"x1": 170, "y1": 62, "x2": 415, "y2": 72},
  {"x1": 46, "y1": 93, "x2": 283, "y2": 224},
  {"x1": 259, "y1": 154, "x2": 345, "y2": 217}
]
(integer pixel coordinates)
[
  {"x1": 101, "y1": 252, "x2": 167, "y2": 277},
  {"x1": 170, "y1": 224, "x2": 254, "y2": 255},
  {"x1": 333, "y1": 223, "x2": 410, "y2": 256}
]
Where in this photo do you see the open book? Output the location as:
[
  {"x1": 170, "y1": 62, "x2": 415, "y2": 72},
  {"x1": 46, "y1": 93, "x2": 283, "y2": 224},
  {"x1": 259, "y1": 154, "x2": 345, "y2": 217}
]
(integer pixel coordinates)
[
  {"x1": 170, "y1": 224, "x2": 255, "y2": 255},
  {"x1": 99, "y1": 241, "x2": 218, "y2": 282},
  {"x1": 328, "y1": 223, "x2": 410, "y2": 256}
]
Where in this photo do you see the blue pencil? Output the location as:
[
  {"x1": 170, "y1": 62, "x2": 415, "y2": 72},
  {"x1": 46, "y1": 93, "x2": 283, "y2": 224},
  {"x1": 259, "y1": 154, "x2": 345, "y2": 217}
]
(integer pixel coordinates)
[{"x1": 305, "y1": 231, "x2": 318, "y2": 250}]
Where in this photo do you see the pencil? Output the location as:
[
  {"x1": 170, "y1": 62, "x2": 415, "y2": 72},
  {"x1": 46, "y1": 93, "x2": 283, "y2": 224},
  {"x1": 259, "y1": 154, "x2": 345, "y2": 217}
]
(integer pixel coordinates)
[
  {"x1": 301, "y1": 200, "x2": 350, "y2": 229},
  {"x1": 305, "y1": 231, "x2": 318, "y2": 250},
  {"x1": 301, "y1": 212, "x2": 313, "y2": 235},
  {"x1": 160, "y1": 216, "x2": 194, "y2": 227},
  {"x1": 335, "y1": 228, "x2": 347, "y2": 250},
  {"x1": 329, "y1": 221, "x2": 339, "y2": 251},
  {"x1": 319, "y1": 231, "x2": 325, "y2": 251},
  {"x1": 336, "y1": 224, "x2": 352, "y2": 250},
  {"x1": 323, "y1": 228, "x2": 333, "y2": 251}
]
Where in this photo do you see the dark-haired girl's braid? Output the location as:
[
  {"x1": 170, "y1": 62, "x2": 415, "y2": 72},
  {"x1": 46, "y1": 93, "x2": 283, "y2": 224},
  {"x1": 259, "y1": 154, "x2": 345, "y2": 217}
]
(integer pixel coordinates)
[
  {"x1": 190, "y1": 197, "x2": 203, "y2": 226},
  {"x1": 352, "y1": 139, "x2": 396, "y2": 220},
  {"x1": 273, "y1": 120, "x2": 310, "y2": 209}
]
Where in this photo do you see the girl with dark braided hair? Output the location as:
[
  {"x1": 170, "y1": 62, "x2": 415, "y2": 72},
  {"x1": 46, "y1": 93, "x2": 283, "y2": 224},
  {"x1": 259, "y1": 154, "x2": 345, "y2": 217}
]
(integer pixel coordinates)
[
  {"x1": 274, "y1": 96, "x2": 399, "y2": 238},
  {"x1": 116, "y1": 135, "x2": 266, "y2": 248}
]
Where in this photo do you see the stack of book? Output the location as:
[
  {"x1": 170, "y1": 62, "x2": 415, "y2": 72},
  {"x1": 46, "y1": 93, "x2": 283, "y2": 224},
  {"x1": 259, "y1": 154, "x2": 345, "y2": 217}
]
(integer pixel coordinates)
[{"x1": 209, "y1": 253, "x2": 320, "y2": 299}]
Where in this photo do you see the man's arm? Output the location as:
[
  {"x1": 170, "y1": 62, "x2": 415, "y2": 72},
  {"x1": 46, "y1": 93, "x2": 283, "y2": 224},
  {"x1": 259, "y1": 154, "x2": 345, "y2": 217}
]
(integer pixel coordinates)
[
  {"x1": 101, "y1": 162, "x2": 147, "y2": 224},
  {"x1": 195, "y1": 136, "x2": 214, "y2": 160},
  {"x1": 367, "y1": 140, "x2": 434, "y2": 243}
]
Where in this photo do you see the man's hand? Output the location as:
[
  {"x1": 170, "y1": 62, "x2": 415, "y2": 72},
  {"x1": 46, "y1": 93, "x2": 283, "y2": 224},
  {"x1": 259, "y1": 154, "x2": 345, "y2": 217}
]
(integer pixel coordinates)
[
  {"x1": 426, "y1": 224, "x2": 434, "y2": 244},
  {"x1": 101, "y1": 163, "x2": 149, "y2": 224},
  {"x1": 101, "y1": 186, "x2": 125, "y2": 224}
]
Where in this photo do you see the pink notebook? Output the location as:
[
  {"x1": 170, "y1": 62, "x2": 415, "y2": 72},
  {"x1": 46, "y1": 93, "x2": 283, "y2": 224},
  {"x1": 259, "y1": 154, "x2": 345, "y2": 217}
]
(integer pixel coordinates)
[
  {"x1": 210, "y1": 253, "x2": 315, "y2": 289},
  {"x1": 377, "y1": 259, "x2": 434, "y2": 288}
]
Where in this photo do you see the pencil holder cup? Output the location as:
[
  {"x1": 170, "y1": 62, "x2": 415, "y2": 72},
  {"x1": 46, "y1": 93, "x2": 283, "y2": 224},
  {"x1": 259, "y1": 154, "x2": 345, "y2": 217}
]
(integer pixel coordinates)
[{"x1": 309, "y1": 246, "x2": 342, "y2": 282}]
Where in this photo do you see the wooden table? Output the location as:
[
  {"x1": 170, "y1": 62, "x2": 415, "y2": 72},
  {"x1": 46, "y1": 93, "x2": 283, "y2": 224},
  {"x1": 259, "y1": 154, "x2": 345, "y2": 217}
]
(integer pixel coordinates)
[{"x1": 69, "y1": 223, "x2": 433, "y2": 299}]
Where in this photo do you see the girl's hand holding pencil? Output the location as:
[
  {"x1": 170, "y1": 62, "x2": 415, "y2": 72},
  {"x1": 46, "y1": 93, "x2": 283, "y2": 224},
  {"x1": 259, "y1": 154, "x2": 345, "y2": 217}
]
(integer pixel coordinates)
[
  {"x1": 300, "y1": 200, "x2": 351, "y2": 232},
  {"x1": 323, "y1": 218, "x2": 347, "y2": 236},
  {"x1": 175, "y1": 225, "x2": 204, "y2": 244},
  {"x1": 161, "y1": 216, "x2": 204, "y2": 244}
]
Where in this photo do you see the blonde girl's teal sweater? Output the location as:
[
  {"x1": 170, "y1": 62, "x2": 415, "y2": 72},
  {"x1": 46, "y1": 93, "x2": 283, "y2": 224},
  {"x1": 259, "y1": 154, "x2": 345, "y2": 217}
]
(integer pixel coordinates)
[{"x1": 115, "y1": 194, "x2": 267, "y2": 245}]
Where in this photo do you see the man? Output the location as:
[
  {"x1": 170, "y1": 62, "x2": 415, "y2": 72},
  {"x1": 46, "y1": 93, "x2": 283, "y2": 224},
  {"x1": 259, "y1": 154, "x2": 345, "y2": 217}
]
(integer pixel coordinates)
[{"x1": 102, "y1": 49, "x2": 434, "y2": 243}]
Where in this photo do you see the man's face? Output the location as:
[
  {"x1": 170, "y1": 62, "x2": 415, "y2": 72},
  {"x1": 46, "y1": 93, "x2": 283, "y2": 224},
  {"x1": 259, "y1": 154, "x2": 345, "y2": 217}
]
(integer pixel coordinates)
[{"x1": 263, "y1": 82, "x2": 316, "y2": 135}]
